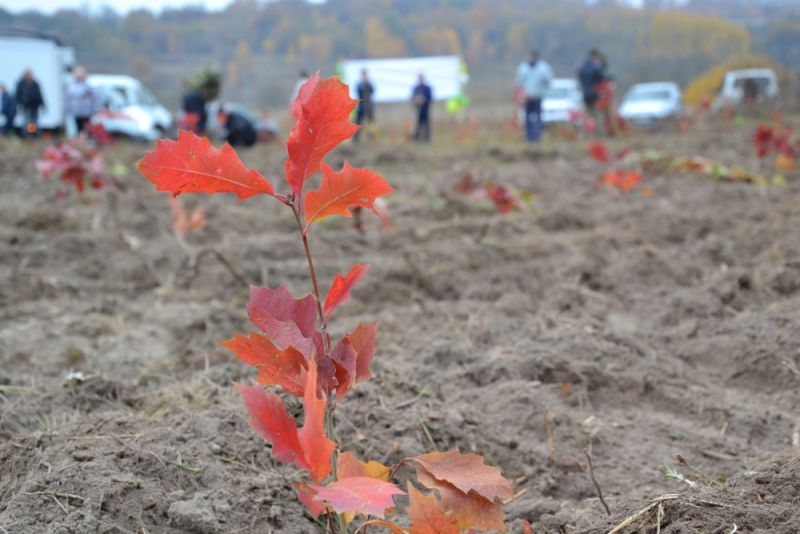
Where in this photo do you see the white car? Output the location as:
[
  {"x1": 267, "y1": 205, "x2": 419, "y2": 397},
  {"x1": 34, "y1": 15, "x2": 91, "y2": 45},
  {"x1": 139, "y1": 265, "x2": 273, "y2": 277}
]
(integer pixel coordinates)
[
  {"x1": 542, "y1": 78, "x2": 583, "y2": 124},
  {"x1": 712, "y1": 68, "x2": 779, "y2": 111},
  {"x1": 619, "y1": 82, "x2": 683, "y2": 125},
  {"x1": 88, "y1": 74, "x2": 172, "y2": 141}
]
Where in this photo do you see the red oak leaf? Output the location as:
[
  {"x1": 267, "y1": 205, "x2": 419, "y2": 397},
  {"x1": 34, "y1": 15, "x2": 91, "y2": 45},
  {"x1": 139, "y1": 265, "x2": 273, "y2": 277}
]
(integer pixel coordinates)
[
  {"x1": 343, "y1": 322, "x2": 378, "y2": 383},
  {"x1": 295, "y1": 482, "x2": 327, "y2": 519},
  {"x1": 137, "y1": 130, "x2": 275, "y2": 199},
  {"x1": 327, "y1": 339, "x2": 357, "y2": 398},
  {"x1": 298, "y1": 360, "x2": 336, "y2": 484},
  {"x1": 221, "y1": 332, "x2": 307, "y2": 396},
  {"x1": 337, "y1": 451, "x2": 390, "y2": 481},
  {"x1": 247, "y1": 285, "x2": 319, "y2": 357},
  {"x1": 238, "y1": 383, "x2": 309, "y2": 472},
  {"x1": 588, "y1": 141, "x2": 610, "y2": 163},
  {"x1": 415, "y1": 468, "x2": 507, "y2": 532},
  {"x1": 520, "y1": 519, "x2": 533, "y2": 534},
  {"x1": 304, "y1": 162, "x2": 393, "y2": 225},
  {"x1": 312, "y1": 477, "x2": 405, "y2": 518},
  {"x1": 285, "y1": 75, "x2": 360, "y2": 197},
  {"x1": 407, "y1": 483, "x2": 460, "y2": 534},
  {"x1": 324, "y1": 263, "x2": 369, "y2": 320},
  {"x1": 411, "y1": 450, "x2": 512, "y2": 503}
]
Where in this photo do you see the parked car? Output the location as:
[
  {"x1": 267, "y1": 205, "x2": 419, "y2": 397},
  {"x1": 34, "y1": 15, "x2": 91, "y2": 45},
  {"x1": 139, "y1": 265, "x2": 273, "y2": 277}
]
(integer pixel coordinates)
[
  {"x1": 542, "y1": 78, "x2": 584, "y2": 124},
  {"x1": 0, "y1": 30, "x2": 75, "y2": 130},
  {"x1": 618, "y1": 82, "x2": 683, "y2": 125},
  {"x1": 89, "y1": 74, "x2": 171, "y2": 141},
  {"x1": 712, "y1": 68, "x2": 779, "y2": 111}
]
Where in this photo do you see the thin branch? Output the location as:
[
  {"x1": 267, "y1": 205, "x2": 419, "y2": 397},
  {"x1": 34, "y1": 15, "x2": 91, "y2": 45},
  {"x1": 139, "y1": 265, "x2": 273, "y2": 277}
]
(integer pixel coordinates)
[
  {"x1": 583, "y1": 448, "x2": 611, "y2": 516},
  {"x1": 292, "y1": 207, "x2": 331, "y2": 354}
]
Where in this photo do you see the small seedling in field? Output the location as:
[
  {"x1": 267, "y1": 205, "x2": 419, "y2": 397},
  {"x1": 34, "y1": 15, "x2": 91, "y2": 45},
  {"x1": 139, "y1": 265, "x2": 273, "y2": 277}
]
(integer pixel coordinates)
[
  {"x1": 36, "y1": 140, "x2": 107, "y2": 197},
  {"x1": 753, "y1": 122, "x2": 797, "y2": 173},
  {"x1": 588, "y1": 142, "x2": 644, "y2": 193},
  {"x1": 138, "y1": 73, "x2": 513, "y2": 532},
  {"x1": 454, "y1": 166, "x2": 532, "y2": 214}
]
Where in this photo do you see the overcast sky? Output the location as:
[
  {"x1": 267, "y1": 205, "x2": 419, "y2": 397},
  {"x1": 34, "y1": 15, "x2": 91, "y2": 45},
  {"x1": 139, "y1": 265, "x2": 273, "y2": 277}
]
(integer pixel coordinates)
[
  {"x1": 0, "y1": 0, "x2": 237, "y2": 14},
  {"x1": 3, "y1": 0, "x2": 644, "y2": 14}
]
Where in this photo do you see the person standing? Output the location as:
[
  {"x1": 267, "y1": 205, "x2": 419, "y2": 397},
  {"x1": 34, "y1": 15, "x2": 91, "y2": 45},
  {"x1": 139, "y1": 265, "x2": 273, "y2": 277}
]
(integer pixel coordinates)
[
  {"x1": 578, "y1": 49, "x2": 605, "y2": 133},
  {"x1": 65, "y1": 66, "x2": 98, "y2": 136},
  {"x1": 15, "y1": 68, "x2": 45, "y2": 139},
  {"x1": 354, "y1": 69, "x2": 375, "y2": 142},
  {"x1": 411, "y1": 73, "x2": 433, "y2": 142},
  {"x1": 516, "y1": 50, "x2": 553, "y2": 143},
  {"x1": 1, "y1": 84, "x2": 15, "y2": 136}
]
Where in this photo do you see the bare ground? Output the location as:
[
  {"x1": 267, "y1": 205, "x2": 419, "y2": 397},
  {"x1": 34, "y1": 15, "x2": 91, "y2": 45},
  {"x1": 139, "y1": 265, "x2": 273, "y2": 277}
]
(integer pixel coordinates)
[{"x1": 1, "y1": 121, "x2": 799, "y2": 533}]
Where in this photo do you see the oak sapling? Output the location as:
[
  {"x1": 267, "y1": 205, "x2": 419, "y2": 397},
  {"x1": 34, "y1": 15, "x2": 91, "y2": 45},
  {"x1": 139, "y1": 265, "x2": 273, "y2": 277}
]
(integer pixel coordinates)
[{"x1": 138, "y1": 73, "x2": 513, "y2": 533}]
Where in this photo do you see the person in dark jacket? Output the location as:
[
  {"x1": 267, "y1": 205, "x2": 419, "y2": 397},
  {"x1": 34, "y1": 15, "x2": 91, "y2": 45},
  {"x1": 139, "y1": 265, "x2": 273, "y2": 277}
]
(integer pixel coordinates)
[
  {"x1": 411, "y1": 73, "x2": 433, "y2": 142},
  {"x1": 15, "y1": 69, "x2": 45, "y2": 138},
  {"x1": 1, "y1": 84, "x2": 15, "y2": 136},
  {"x1": 217, "y1": 107, "x2": 256, "y2": 147},
  {"x1": 578, "y1": 50, "x2": 605, "y2": 113},
  {"x1": 182, "y1": 88, "x2": 208, "y2": 134},
  {"x1": 354, "y1": 69, "x2": 375, "y2": 142}
]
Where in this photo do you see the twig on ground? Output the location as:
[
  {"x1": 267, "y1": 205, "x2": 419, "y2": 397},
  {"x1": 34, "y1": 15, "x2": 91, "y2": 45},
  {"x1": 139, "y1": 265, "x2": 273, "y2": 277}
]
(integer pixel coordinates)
[
  {"x1": 544, "y1": 409, "x2": 554, "y2": 466},
  {"x1": 607, "y1": 494, "x2": 680, "y2": 534},
  {"x1": 583, "y1": 447, "x2": 611, "y2": 515},
  {"x1": 784, "y1": 360, "x2": 800, "y2": 378}
]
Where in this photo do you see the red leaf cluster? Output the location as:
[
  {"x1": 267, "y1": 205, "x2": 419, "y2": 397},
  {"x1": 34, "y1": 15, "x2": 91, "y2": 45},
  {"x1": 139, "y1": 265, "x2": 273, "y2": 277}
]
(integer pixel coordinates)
[
  {"x1": 753, "y1": 123, "x2": 797, "y2": 160},
  {"x1": 36, "y1": 142, "x2": 106, "y2": 195},
  {"x1": 238, "y1": 359, "x2": 335, "y2": 484}
]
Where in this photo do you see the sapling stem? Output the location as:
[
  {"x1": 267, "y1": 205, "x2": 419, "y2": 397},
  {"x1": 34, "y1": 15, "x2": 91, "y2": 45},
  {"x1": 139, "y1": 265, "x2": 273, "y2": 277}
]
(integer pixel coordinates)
[
  {"x1": 292, "y1": 206, "x2": 332, "y2": 355},
  {"x1": 292, "y1": 201, "x2": 343, "y2": 533}
]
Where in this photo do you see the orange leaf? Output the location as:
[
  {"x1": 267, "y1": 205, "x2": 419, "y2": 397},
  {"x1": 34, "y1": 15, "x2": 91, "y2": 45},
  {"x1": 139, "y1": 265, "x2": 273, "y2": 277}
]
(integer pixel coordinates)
[
  {"x1": 324, "y1": 263, "x2": 369, "y2": 320},
  {"x1": 337, "y1": 451, "x2": 390, "y2": 481},
  {"x1": 221, "y1": 333, "x2": 307, "y2": 397},
  {"x1": 138, "y1": 130, "x2": 274, "y2": 199},
  {"x1": 520, "y1": 519, "x2": 533, "y2": 534},
  {"x1": 775, "y1": 153, "x2": 795, "y2": 172},
  {"x1": 285, "y1": 74, "x2": 360, "y2": 196},
  {"x1": 238, "y1": 383, "x2": 309, "y2": 472},
  {"x1": 298, "y1": 360, "x2": 336, "y2": 484},
  {"x1": 247, "y1": 285, "x2": 319, "y2": 358},
  {"x1": 411, "y1": 450, "x2": 512, "y2": 503},
  {"x1": 304, "y1": 162, "x2": 393, "y2": 225},
  {"x1": 312, "y1": 477, "x2": 405, "y2": 518},
  {"x1": 415, "y1": 468, "x2": 507, "y2": 532},
  {"x1": 407, "y1": 483, "x2": 459, "y2": 534}
]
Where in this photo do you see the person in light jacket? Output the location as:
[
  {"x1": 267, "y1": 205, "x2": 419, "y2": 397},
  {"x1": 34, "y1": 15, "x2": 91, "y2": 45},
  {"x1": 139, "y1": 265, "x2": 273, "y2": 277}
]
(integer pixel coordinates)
[
  {"x1": 65, "y1": 66, "x2": 98, "y2": 136},
  {"x1": 516, "y1": 50, "x2": 553, "y2": 143}
]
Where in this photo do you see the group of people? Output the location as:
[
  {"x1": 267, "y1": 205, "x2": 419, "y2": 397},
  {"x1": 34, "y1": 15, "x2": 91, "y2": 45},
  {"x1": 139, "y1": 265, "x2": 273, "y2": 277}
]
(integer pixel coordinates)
[
  {"x1": 292, "y1": 68, "x2": 434, "y2": 144},
  {"x1": 1, "y1": 66, "x2": 99, "y2": 139},
  {"x1": 515, "y1": 48, "x2": 616, "y2": 143}
]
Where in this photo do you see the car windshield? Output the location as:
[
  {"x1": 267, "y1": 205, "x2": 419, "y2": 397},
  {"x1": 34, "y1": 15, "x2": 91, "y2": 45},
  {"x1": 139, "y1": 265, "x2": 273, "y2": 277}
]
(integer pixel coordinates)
[
  {"x1": 625, "y1": 89, "x2": 672, "y2": 102},
  {"x1": 545, "y1": 87, "x2": 573, "y2": 99}
]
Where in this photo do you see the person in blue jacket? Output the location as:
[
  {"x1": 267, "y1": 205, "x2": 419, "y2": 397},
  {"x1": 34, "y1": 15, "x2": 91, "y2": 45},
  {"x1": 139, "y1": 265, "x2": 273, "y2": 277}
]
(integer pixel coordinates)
[
  {"x1": 1, "y1": 84, "x2": 16, "y2": 136},
  {"x1": 411, "y1": 73, "x2": 433, "y2": 142}
]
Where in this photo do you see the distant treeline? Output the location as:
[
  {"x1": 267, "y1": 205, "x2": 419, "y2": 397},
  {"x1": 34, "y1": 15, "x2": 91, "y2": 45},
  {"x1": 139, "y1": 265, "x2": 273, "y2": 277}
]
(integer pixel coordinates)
[{"x1": 1, "y1": 0, "x2": 797, "y2": 108}]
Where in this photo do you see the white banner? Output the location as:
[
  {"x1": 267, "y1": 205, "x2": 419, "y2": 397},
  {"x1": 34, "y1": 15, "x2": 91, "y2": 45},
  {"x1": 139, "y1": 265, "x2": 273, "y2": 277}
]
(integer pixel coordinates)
[{"x1": 342, "y1": 56, "x2": 464, "y2": 104}]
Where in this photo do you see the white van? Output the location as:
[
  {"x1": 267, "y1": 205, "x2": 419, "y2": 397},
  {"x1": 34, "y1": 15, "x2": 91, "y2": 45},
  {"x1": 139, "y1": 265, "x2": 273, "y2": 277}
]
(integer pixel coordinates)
[
  {"x1": 713, "y1": 69, "x2": 779, "y2": 111},
  {"x1": 88, "y1": 74, "x2": 172, "y2": 141},
  {"x1": 0, "y1": 31, "x2": 74, "y2": 130}
]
